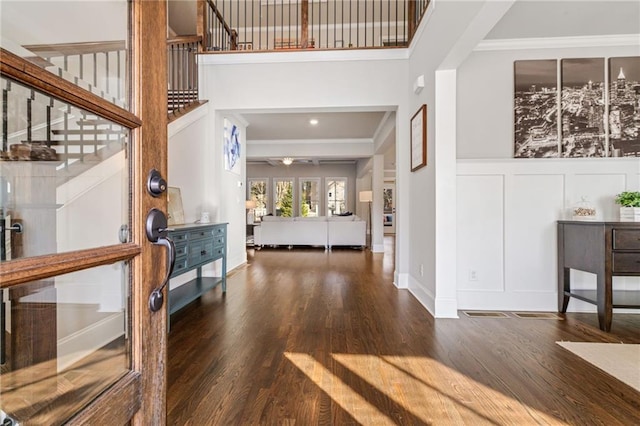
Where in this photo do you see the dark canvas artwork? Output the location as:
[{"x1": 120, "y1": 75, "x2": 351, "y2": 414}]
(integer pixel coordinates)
[
  {"x1": 608, "y1": 56, "x2": 640, "y2": 157},
  {"x1": 560, "y1": 58, "x2": 606, "y2": 157},
  {"x1": 514, "y1": 60, "x2": 559, "y2": 158}
]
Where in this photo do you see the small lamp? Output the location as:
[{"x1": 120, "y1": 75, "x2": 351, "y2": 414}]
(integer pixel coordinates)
[
  {"x1": 246, "y1": 200, "x2": 257, "y2": 224},
  {"x1": 359, "y1": 190, "x2": 373, "y2": 249}
]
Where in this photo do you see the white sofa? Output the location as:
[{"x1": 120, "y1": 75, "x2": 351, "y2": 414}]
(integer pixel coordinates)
[
  {"x1": 254, "y1": 215, "x2": 365, "y2": 249},
  {"x1": 327, "y1": 216, "x2": 366, "y2": 248}
]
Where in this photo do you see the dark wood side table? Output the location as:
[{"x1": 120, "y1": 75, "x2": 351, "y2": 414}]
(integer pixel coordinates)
[{"x1": 557, "y1": 220, "x2": 640, "y2": 331}]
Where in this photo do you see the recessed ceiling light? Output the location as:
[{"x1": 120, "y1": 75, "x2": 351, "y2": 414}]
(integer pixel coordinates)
[{"x1": 309, "y1": 119, "x2": 319, "y2": 125}]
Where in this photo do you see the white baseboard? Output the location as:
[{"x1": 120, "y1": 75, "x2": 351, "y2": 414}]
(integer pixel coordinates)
[
  {"x1": 57, "y1": 312, "x2": 124, "y2": 372},
  {"x1": 371, "y1": 243, "x2": 385, "y2": 253},
  {"x1": 408, "y1": 276, "x2": 435, "y2": 317},
  {"x1": 434, "y1": 297, "x2": 459, "y2": 318},
  {"x1": 394, "y1": 271, "x2": 409, "y2": 289}
]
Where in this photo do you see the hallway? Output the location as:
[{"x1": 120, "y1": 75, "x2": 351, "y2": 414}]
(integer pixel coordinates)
[{"x1": 167, "y1": 243, "x2": 639, "y2": 424}]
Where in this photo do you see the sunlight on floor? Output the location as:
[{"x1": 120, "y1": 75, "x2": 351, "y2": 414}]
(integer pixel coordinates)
[
  {"x1": 285, "y1": 352, "x2": 568, "y2": 425},
  {"x1": 284, "y1": 353, "x2": 396, "y2": 425}
]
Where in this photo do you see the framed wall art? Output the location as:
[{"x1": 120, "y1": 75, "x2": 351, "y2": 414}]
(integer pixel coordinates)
[
  {"x1": 513, "y1": 56, "x2": 640, "y2": 158},
  {"x1": 608, "y1": 56, "x2": 640, "y2": 157},
  {"x1": 224, "y1": 118, "x2": 241, "y2": 175},
  {"x1": 410, "y1": 104, "x2": 427, "y2": 171},
  {"x1": 560, "y1": 58, "x2": 605, "y2": 157},
  {"x1": 513, "y1": 59, "x2": 559, "y2": 158},
  {"x1": 167, "y1": 187, "x2": 185, "y2": 225}
]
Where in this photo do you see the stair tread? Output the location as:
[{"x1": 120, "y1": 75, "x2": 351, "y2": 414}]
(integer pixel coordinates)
[{"x1": 51, "y1": 129, "x2": 126, "y2": 135}]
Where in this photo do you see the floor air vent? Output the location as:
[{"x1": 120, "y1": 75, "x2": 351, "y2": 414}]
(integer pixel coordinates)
[
  {"x1": 512, "y1": 312, "x2": 563, "y2": 320},
  {"x1": 463, "y1": 311, "x2": 510, "y2": 318}
]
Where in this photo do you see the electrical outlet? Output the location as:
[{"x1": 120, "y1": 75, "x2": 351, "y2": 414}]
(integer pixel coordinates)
[
  {"x1": 419, "y1": 264, "x2": 424, "y2": 277},
  {"x1": 469, "y1": 270, "x2": 478, "y2": 281}
]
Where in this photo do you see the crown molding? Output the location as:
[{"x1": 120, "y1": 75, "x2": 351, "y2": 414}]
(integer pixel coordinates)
[
  {"x1": 199, "y1": 48, "x2": 407, "y2": 66},
  {"x1": 249, "y1": 138, "x2": 372, "y2": 145},
  {"x1": 474, "y1": 34, "x2": 640, "y2": 52}
]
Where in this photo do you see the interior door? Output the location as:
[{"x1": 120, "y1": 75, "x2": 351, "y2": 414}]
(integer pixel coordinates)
[
  {"x1": 0, "y1": 1, "x2": 168, "y2": 424},
  {"x1": 383, "y1": 182, "x2": 396, "y2": 234}
]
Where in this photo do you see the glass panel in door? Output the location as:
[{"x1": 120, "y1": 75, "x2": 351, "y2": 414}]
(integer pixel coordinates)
[
  {"x1": 327, "y1": 178, "x2": 346, "y2": 216},
  {"x1": 0, "y1": 76, "x2": 129, "y2": 260},
  {"x1": 1, "y1": 262, "x2": 130, "y2": 425},
  {"x1": 300, "y1": 178, "x2": 320, "y2": 217},
  {"x1": 383, "y1": 183, "x2": 396, "y2": 234},
  {"x1": 274, "y1": 178, "x2": 293, "y2": 217},
  {"x1": 248, "y1": 179, "x2": 268, "y2": 222},
  {"x1": 0, "y1": 0, "x2": 129, "y2": 110}
]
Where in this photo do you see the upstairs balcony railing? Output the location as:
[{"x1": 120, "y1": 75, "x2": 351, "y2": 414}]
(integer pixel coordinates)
[
  {"x1": 200, "y1": 0, "x2": 430, "y2": 52},
  {"x1": 19, "y1": 37, "x2": 202, "y2": 117}
]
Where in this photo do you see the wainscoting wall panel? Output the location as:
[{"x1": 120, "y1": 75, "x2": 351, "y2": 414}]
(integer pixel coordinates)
[
  {"x1": 457, "y1": 158, "x2": 640, "y2": 312},
  {"x1": 456, "y1": 175, "x2": 504, "y2": 292}
]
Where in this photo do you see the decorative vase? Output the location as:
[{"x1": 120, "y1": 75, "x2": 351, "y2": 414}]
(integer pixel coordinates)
[
  {"x1": 572, "y1": 197, "x2": 596, "y2": 221},
  {"x1": 619, "y1": 206, "x2": 640, "y2": 222}
]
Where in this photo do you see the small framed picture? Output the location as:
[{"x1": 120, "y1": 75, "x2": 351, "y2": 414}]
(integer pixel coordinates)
[
  {"x1": 410, "y1": 104, "x2": 427, "y2": 171},
  {"x1": 237, "y1": 42, "x2": 253, "y2": 51},
  {"x1": 167, "y1": 187, "x2": 185, "y2": 225}
]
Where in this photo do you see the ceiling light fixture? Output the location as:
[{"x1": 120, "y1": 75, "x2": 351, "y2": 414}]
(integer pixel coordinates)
[
  {"x1": 282, "y1": 157, "x2": 293, "y2": 165},
  {"x1": 309, "y1": 118, "x2": 319, "y2": 125}
]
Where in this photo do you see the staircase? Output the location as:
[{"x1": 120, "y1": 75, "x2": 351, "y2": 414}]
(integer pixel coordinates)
[{"x1": 2, "y1": 34, "x2": 205, "y2": 170}]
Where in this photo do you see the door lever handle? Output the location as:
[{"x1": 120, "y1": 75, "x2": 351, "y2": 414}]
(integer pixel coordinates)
[
  {"x1": 1, "y1": 222, "x2": 23, "y2": 233},
  {"x1": 148, "y1": 236, "x2": 175, "y2": 312},
  {"x1": 146, "y1": 208, "x2": 176, "y2": 312}
]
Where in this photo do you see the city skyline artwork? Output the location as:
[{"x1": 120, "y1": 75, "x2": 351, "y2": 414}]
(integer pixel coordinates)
[{"x1": 514, "y1": 56, "x2": 640, "y2": 158}]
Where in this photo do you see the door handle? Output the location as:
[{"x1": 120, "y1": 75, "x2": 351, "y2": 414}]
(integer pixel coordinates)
[{"x1": 146, "y1": 208, "x2": 176, "y2": 312}]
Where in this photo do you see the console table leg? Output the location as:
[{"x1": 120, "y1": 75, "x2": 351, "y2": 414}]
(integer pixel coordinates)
[
  {"x1": 597, "y1": 273, "x2": 612, "y2": 332},
  {"x1": 559, "y1": 267, "x2": 570, "y2": 313}
]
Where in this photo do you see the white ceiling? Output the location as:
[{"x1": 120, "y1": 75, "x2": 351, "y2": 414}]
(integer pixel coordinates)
[{"x1": 244, "y1": 111, "x2": 386, "y2": 140}]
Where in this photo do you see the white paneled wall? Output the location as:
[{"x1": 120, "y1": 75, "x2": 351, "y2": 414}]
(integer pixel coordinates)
[{"x1": 457, "y1": 158, "x2": 640, "y2": 312}]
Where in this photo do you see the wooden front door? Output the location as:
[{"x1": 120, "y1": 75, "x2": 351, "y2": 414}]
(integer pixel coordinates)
[{"x1": 1, "y1": 1, "x2": 168, "y2": 423}]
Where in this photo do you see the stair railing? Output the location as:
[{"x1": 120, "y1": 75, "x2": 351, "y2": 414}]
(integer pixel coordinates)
[
  {"x1": 199, "y1": 0, "x2": 238, "y2": 52},
  {"x1": 167, "y1": 36, "x2": 202, "y2": 114},
  {"x1": 199, "y1": 0, "x2": 431, "y2": 52},
  {"x1": 21, "y1": 41, "x2": 127, "y2": 109}
]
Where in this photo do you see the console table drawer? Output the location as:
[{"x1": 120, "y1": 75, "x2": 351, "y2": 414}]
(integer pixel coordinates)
[
  {"x1": 612, "y1": 252, "x2": 640, "y2": 273},
  {"x1": 212, "y1": 246, "x2": 224, "y2": 259},
  {"x1": 172, "y1": 258, "x2": 189, "y2": 275},
  {"x1": 189, "y1": 229, "x2": 212, "y2": 241},
  {"x1": 172, "y1": 232, "x2": 189, "y2": 243},
  {"x1": 613, "y1": 229, "x2": 640, "y2": 250},
  {"x1": 189, "y1": 241, "x2": 214, "y2": 264},
  {"x1": 213, "y1": 235, "x2": 225, "y2": 248},
  {"x1": 175, "y1": 242, "x2": 188, "y2": 258}
]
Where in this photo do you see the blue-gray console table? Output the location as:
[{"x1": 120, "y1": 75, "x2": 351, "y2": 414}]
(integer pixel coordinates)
[{"x1": 167, "y1": 222, "x2": 227, "y2": 316}]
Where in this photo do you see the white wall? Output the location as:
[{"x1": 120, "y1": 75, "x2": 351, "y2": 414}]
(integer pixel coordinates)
[
  {"x1": 167, "y1": 106, "x2": 245, "y2": 284},
  {"x1": 199, "y1": 49, "x2": 409, "y2": 283},
  {"x1": 457, "y1": 42, "x2": 640, "y2": 158},
  {"x1": 454, "y1": 34, "x2": 640, "y2": 312},
  {"x1": 404, "y1": 0, "x2": 505, "y2": 316},
  {"x1": 187, "y1": 0, "x2": 640, "y2": 318},
  {"x1": 457, "y1": 158, "x2": 640, "y2": 312}
]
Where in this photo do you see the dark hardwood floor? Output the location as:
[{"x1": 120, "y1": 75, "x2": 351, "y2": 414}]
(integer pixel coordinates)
[{"x1": 167, "y1": 240, "x2": 640, "y2": 425}]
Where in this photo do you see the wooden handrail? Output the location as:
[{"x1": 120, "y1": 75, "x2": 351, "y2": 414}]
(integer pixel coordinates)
[
  {"x1": 167, "y1": 35, "x2": 203, "y2": 46},
  {"x1": 199, "y1": 0, "x2": 431, "y2": 52},
  {"x1": 1, "y1": 48, "x2": 141, "y2": 129},
  {"x1": 22, "y1": 40, "x2": 126, "y2": 58},
  {"x1": 0, "y1": 243, "x2": 141, "y2": 288},
  {"x1": 205, "y1": 0, "x2": 234, "y2": 38}
]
